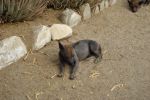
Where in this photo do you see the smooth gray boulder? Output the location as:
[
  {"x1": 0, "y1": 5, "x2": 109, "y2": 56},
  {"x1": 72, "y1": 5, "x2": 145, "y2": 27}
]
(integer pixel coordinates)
[
  {"x1": 50, "y1": 24, "x2": 72, "y2": 40},
  {"x1": 99, "y1": 0, "x2": 105, "y2": 11},
  {"x1": 92, "y1": 5, "x2": 100, "y2": 15},
  {"x1": 105, "y1": 0, "x2": 109, "y2": 8},
  {"x1": 32, "y1": 25, "x2": 51, "y2": 50},
  {"x1": 79, "y1": 3, "x2": 91, "y2": 20},
  {"x1": 109, "y1": 0, "x2": 117, "y2": 6},
  {"x1": 0, "y1": 36, "x2": 27, "y2": 69},
  {"x1": 59, "y1": 8, "x2": 81, "y2": 27}
]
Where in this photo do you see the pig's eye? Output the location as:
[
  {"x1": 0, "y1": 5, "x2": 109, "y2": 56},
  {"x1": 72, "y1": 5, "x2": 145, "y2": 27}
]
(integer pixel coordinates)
[
  {"x1": 70, "y1": 55, "x2": 74, "y2": 59},
  {"x1": 73, "y1": 60, "x2": 76, "y2": 65}
]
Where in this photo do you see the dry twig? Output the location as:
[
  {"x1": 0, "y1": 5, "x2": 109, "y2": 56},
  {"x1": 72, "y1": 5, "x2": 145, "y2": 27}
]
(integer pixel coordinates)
[
  {"x1": 32, "y1": 58, "x2": 37, "y2": 65},
  {"x1": 24, "y1": 49, "x2": 33, "y2": 61},
  {"x1": 35, "y1": 92, "x2": 43, "y2": 100},
  {"x1": 111, "y1": 84, "x2": 124, "y2": 91},
  {"x1": 89, "y1": 71, "x2": 100, "y2": 78},
  {"x1": 26, "y1": 94, "x2": 32, "y2": 100},
  {"x1": 51, "y1": 73, "x2": 57, "y2": 79}
]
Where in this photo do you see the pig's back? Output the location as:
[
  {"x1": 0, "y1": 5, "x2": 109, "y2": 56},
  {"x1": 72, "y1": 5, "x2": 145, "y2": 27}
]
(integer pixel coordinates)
[{"x1": 73, "y1": 40, "x2": 91, "y2": 60}]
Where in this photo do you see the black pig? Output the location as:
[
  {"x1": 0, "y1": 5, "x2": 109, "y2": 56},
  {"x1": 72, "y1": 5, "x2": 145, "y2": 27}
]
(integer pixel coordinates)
[
  {"x1": 128, "y1": 0, "x2": 150, "y2": 12},
  {"x1": 58, "y1": 40, "x2": 102, "y2": 80}
]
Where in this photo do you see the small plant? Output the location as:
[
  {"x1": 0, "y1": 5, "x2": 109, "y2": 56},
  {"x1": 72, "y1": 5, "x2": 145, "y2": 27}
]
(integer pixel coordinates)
[
  {"x1": 87, "y1": 0, "x2": 102, "y2": 8},
  {"x1": 0, "y1": 0, "x2": 47, "y2": 23},
  {"x1": 47, "y1": 0, "x2": 101, "y2": 9}
]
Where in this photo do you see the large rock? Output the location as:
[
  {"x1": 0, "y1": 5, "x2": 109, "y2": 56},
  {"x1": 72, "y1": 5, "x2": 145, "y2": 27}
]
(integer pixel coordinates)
[
  {"x1": 59, "y1": 8, "x2": 81, "y2": 27},
  {"x1": 99, "y1": 0, "x2": 105, "y2": 11},
  {"x1": 50, "y1": 24, "x2": 72, "y2": 40},
  {"x1": 105, "y1": 0, "x2": 109, "y2": 8},
  {"x1": 0, "y1": 36, "x2": 27, "y2": 69},
  {"x1": 108, "y1": 0, "x2": 117, "y2": 6},
  {"x1": 92, "y1": 5, "x2": 100, "y2": 15},
  {"x1": 33, "y1": 25, "x2": 51, "y2": 50},
  {"x1": 79, "y1": 3, "x2": 91, "y2": 20}
]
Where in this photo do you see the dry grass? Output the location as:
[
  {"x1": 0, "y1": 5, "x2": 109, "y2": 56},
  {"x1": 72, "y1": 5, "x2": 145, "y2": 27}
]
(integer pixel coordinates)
[
  {"x1": 0, "y1": 0, "x2": 47, "y2": 23},
  {"x1": 47, "y1": 0, "x2": 101, "y2": 9}
]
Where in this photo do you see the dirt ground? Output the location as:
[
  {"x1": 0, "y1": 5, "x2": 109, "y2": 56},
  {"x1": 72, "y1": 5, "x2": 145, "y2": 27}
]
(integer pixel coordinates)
[{"x1": 0, "y1": 0, "x2": 150, "y2": 100}]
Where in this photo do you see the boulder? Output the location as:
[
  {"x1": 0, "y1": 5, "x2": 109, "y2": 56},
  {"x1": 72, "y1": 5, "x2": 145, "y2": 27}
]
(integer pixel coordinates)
[
  {"x1": 99, "y1": 0, "x2": 105, "y2": 11},
  {"x1": 109, "y1": 0, "x2": 117, "y2": 6},
  {"x1": 105, "y1": 0, "x2": 109, "y2": 8},
  {"x1": 0, "y1": 36, "x2": 27, "y2": 69},
  {"x1": 32, "y1": 25, "x2": 51, "y2": 50},
  {"x1": 59, "y1": 8, "x2": 81, "y2": 27},
  {"x1": 79, "y1": 3, "x2": 91, "y2": 20},
  {"x1": 50, "y1": 24, "x2": 72, "y2": 40},
  {"x1": 92, "y1": 5, "x2": 100, "y2": 15}
]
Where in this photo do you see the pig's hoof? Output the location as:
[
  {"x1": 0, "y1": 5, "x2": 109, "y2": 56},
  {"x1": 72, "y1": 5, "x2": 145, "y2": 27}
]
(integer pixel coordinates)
[
  {"x1": 57, "y1": 74, "x2": 63, "y2": 77},
  {"x1": 94, "y1": 58, "x2": 100, "y2": 64},
  {"x1": 69, "y1": 75, "x2": 75, "y2": 80}
]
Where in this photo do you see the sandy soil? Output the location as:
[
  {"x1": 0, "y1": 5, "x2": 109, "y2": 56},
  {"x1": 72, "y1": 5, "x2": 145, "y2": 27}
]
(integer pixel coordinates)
[{"x1": 0, "y1": 0, "x2": 150, "y2": 100}]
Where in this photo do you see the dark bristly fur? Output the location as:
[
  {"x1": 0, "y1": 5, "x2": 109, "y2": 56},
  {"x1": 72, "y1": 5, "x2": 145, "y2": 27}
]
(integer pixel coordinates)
[
  {"x1": 58, "y1": 40, "x2": 102, "y2": 80},
  {"x1": 128, "y1": 0, "x2": 150, "y2": 12}
]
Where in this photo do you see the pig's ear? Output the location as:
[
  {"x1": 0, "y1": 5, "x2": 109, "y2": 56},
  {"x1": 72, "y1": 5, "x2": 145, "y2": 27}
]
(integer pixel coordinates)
[
  {"x1": 128, "y1": 0, "x2": 131, "y2": 4},
  {"x1": 59, "y1": 42, "x2": 64, "y2": 50},
  {"x1": 139, "y1": 1, "x2": 143, "y2": 5}
]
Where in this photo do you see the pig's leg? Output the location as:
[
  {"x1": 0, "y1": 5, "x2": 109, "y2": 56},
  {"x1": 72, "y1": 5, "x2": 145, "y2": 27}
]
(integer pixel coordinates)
[
  {"x1": 69, "y1": 61, "x2": 79, "y2": 80},
  {"x1": 90, "y1": 44, "x2": 102, "y2": 63},
  {"x1": 93, "y1": 49, "x2": 102, "y2": 64},
  {"x1": 57, "y1": 58, "x2": 65, "y2": 77},
  {"x1": 145, "y1": 0, "x2": 150, "y2": 4}
]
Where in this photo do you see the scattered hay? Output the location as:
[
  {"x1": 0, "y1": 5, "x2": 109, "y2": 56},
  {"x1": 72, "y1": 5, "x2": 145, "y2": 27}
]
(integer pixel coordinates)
[
  {"x1": 32, "y1": 58, "x2": 37, "y2": 65},
  {"x1": 24, "y1": 49, "x2": 33, "y2": 61},
  {"x1": 26, "y1": 94, "x2": 32, "y2": 100},
  {"x1": 111, "y1": 84, "x2": 124, "y2": 91},
  {"x1": 38, "y1": 51, "x2": 50, "y2": 57},
  {"x1": 35, "y1": 92, "x2": 43, "y2": 100},
  {"x1": 89, "y1": 70, "x2": 100, "y2": 78},
  {"x1": 51, "y1": 73, "x2": 57, "y2": 79}
]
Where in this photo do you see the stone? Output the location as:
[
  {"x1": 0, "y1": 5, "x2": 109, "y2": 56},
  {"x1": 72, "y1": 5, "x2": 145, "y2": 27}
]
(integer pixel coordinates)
[
  {"x1": 92, "y1": 5, "x2": 100, "y2": 15},
  {"x1": 105, "y1": 0, "x2": 109, "y2": 8},
  {"x1": 32, "y1": 25, "x2": 51, "y2": 50},
  {"x1": 0, "y1": 36, "x2": 27, "y2": 69},
  {"x1": 79, "y1": 3, "x2": 91, "y2": 20},
  {"x1": 99, "y1": 0, "x2": 105, "y2": 11},
  {"x1": 59, "y1": 8, "x2": 81, "y2": 27},
  {"x1": 108, "y1": 0, "x2": 117, "y2": 6},
  {"x1": 50, "y1": 24, "x2": 72, "y2": 40}
]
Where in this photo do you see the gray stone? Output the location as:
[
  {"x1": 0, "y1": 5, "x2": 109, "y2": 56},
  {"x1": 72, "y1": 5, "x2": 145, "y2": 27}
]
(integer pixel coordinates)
[
  {"x1": 79, "y1": 3, "x2": 91, "y2": 20},
  {"x1": 99, "y1": 0, "x2": 105, "y2": 11},
  {"x1": 0, "y1": 36, "x2": 27, "y2": 69},
  {"x1": 50, "y1": 24, "x2": 72, "y2": 40},
  {"x1": 92, "y1": 5, "x2": 100, "y2": 15},
  {"x1": 33, "y1": 25, "x2": 51, "y2": 50},
  {"x1": 59, "y1": 8, "x2": 81, "y2": 27},
  {"x1": 109, "y1": 0, "x2": 117, "y2": 6},
  {"x1": 105, "y1": 0, "x2": 109, "y2": 8}
]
